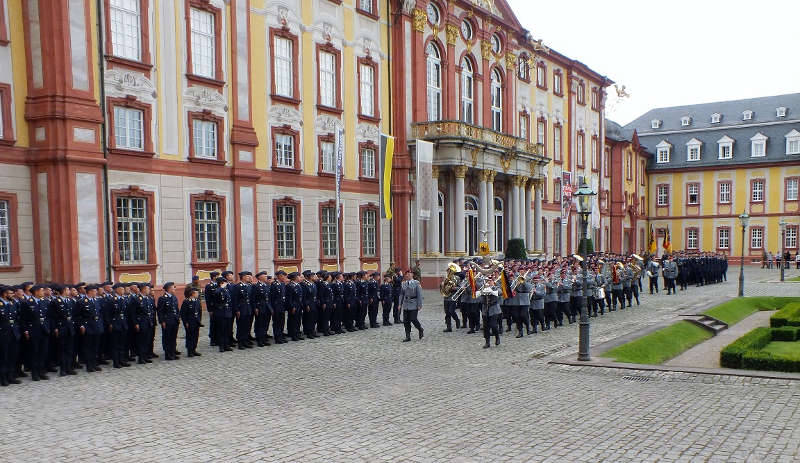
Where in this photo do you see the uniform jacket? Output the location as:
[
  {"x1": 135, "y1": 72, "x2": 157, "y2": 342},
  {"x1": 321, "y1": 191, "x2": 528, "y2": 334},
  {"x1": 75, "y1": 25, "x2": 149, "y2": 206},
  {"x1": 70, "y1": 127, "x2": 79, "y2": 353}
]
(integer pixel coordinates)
[
  {"x1": 317, "y1": 281, "x2": 333, "y2": 309},
  {"x1": 50, "y1": 296, "x2": 76, "y2": 336},
  {"x1": 558, "y1": 279, "x2": 572, "y2": 303},
  {"x1": 287, "y1": 282, "x2": 303, "y2": 312},
  {"x1": 531, "y1": 283, "x2": 546, "y2": 310},
  {"x1": 343, "y1": 281, "x2": 357, "y2": 305},
  {"x1": 0, "y1": 298, "x2": 21, "y2": 339},
  {"x1": 180, "y1": 298, "x2": 202, "y2": 327},
  {"x1": 232, "y1": 282, "x2": 253, "y2": 316},
  {"x1": 332, "y1": 281, "x2": 344, "y2": 304},
  {"x1": 133, "y1": 294, "x2": 154, "y2": 329},
  {"x1": 356, "y1": 280, "x2": 369, "y2": 302},
  {"x1": 268, "y1": 282, "x2": 287, "y2": 313},
  {"x1": 367, "y1": 279, "x2": 379, "y2": 303},
  {"x1": 251, "y1": 282, "x2": 271, "y2": 314},
  {"x1": 301, "y1": 281, "x2": 317, "y2": 311},
  {"x1": 21, "y1": 296, "x2": 50, "y2": 336},
  {"x1": 544, "y1": 280, "x2": 558, "y2": 303},
  {"x1": 204, "y1": 282, "x2": 218, "y2": 313},
  {"x1": 572, "y1": 274, "x2": 584, "y2": 297},
  {"x1": 399, "y1": 280, "x2": 423, "y2": 311},
  {"x1": 108, "y1": 295, "x2": 129, "y2": 332},
  {"x1": 379, "y1": 283, "x2": 393, "y2": 304},
  {"x1": 479, "y1": 286, "x2": 502, "y2": 317},
  {"x1": 79, "y1": 296, "x2": 105, "y2": 335},
  {"x1": 156, "y1": 294, "x2": 179, "y2": 325},
  {"x1": 214, "y1": 285, "x2": 234, "y2": 318},
  {"x1": 510, "y1": 282, "x2": 532, "y2": 306}
]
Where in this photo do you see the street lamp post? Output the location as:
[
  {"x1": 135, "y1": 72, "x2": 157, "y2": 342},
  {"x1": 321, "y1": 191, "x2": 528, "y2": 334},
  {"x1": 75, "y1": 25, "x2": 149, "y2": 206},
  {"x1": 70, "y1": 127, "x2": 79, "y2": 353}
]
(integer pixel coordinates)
[
  {"x1": 738, "y1": 212, "x2": 750, "y2": 297},
  {"x1": 574, "y1": 181, "x2": 596, "y2": 362},
  {"x1": 779, "y1": 218, "x2": 787, "y2": 282}
]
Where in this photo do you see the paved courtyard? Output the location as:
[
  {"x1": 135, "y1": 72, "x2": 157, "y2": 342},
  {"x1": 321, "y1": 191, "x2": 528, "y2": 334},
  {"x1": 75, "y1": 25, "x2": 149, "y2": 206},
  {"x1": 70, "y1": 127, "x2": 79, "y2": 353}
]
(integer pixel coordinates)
[{"x1": 2, "y1": 267, "x2": 800, "y2": 462}]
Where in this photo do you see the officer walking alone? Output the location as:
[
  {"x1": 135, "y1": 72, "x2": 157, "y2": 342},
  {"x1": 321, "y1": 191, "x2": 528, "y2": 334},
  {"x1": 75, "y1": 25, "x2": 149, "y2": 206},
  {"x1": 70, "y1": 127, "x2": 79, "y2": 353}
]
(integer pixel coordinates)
[{"x1": 399, "y1": 271, "x2": 424, "y2": 342}]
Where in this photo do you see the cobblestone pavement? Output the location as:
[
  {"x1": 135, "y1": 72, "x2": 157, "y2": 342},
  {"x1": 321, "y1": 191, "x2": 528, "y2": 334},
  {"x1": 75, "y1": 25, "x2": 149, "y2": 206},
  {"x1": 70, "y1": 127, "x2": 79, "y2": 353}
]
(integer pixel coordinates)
[{"x1": 2, "y1": 268, "x2": 800, "y2": 462}]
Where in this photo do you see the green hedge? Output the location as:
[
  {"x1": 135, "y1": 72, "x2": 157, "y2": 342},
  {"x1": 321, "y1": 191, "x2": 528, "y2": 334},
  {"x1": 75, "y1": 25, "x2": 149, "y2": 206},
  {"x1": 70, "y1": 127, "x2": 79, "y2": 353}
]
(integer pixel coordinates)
[
  {"x1": 771, "y1": 326, "x2": 800, "y2": 342},
  {"x1": 769, "y1": 302, "x2": 800, "y2": 328},
  {"x1": 720, "y1": 327, "x2": 772, "y2": 369},
  {"x1": 741, "y1": 349, "x2": 800, "y2": 373},
  {"x1": 577, "y1": 238, "x2": 594, "y2": 256},
  {"x1": 505, "y1": 238, "x2": 527, "y2": 259}
]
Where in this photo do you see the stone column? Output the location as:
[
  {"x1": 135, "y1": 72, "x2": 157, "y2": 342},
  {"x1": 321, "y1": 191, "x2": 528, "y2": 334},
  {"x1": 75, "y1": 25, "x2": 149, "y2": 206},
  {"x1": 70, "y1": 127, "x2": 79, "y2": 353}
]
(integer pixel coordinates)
[
  {"x1": 453, "y1": 166, "x2": 468, "y2": 255},
  {"x1": 525, "y1": 178, "x2": 533, "y2": 252},
  {"x1": 427, "y1": 166, "x2": 440, "y2": 255},
  {"x1": 478, "y1": 170, "x2": 489, "y2": 243},
  {"x1": 447, "y1": 177, "x2": 455, "y2": 253},
  {"x1": 486, "y1": 171, "x2": 496, "y2": 251},
  {"x1": 511, "y1": 176, "x2": 521, "y2": 239},
  {"x1": 534, "y1": 179, "x2": 543, "y2": 253}
]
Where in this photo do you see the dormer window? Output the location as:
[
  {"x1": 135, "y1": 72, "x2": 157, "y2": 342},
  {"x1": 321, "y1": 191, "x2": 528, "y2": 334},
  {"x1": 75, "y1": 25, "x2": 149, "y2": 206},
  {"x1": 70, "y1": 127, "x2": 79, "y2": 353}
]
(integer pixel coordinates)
[
  {"x1": 651, "y1": 119, "x2": 661, "y2": 129},
  {"x1": 681, "y1": 116, "x2": 692, "y2": 127},
  {"x1": 786, "y1": 129, "x2": 800, "y2": 155},
  {"x1": 711, "y1": 113, "x2": 721, "y2": 124},
  {"x1": 777, "y1": 107, "x2": 787, "y2": 117},
  {"x1": 717, "y1": 135, "x2": 733, "y2": 159},
  {"x1": 743, "y1": 110, "x2": 753, "y2": 121},
  {"x1": 656, "y1": 140, "x2": 671, "y2": 163},
  {"x1": 751, "y1": 132, "x2": 767, "y2": 157},
  {"x1": 686, "y1": 138, "x2": 702, "y2": 161}
]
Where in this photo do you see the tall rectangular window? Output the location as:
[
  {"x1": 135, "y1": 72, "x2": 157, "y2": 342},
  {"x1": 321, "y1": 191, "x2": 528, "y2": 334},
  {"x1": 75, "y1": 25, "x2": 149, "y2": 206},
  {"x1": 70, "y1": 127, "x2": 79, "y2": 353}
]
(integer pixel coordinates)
[
  {"x1": 519, "y1": 114, "x2": 528, "y2": 141},
  {"x1": 751, "y1": 140, "x2": 765, "y2": 157},
  {"x1": 537, "y1": 119, "x2": 546, "y2": 153},
  {"x1": 687, "y1": 228, "x2": 699, "y2": 250},
  {"x1": 592, "y1": 137, "x2": 599, "y2": 169},
  {"x1": 552, "y1": 126, "x2": 560, "y2": 161},
  {"x1": 576, "y1": 133, "x2": 584, "y2": 166},
  {"x1": 358, "y1": 0, "x2": 374, "y2": 14},
  {"x1": 114, "y1": 106, "x2": 144, "y2": 150},
  {"x1": 687, "y1": 183, "x2": 700, "y2": 205},
  {"x1": 320, "y1": 141, "x2": 335, "y2": 174},
  {"x1": 786, "y1": 226, "x2": 798, "y2": 249},
  {"x1": 275, "y1": 134, "x2": 295, "y2": 168},
  {"x1": 192, "y1": 119, "x2": 217, "y2": 159},
  {"x1": 361, "y1": 209, "x2": 377, "y2": 257},
  {"x1": 110, "y1": 0, "x2": 141, "y2": 61},
  {"x1": 752, "y1": 180, "x2": 764, "y2": 202},
  {"x1": 718, "y1": 228, "x2": 730, "y2": 250},
  {"x1": 719, "y1": 182, "x2": 731, "y2": 204},
  {"x1": 787, "y1": 178, "x2": 799, "y2": 201},
  {"x1": 750, "y1": 228, "x2": 763, "y2": 249},
  {"x1": 319, "y1": 51, "x2": 336, "y2": 107},
  {"x1": 273, "y1": 36, "x2": 293, "y2": 97},
  {"x1": 190, "y1": 8, "x2": 215, "y2": 78},
  {"x1": 657, "y1": 185, "x2": 669, "y2": 206},
  {"x1": 0, "y1": 199, "x2": 9, "y2": 266},
  {"x1": 360, "y1": 147, "x2": 376, "y2": 178},
  {"x1": 276, "y1": 204, "x2": 296, "y2": 259},
  {"x1": 460, "y1": 66, "x2": 473, "y2": 124},
  {"x1": 194, "y1": 200, "x2": 220, "y2": 261},
  {"x1": 116, "y1": 197, "x2": 147, "y2": 264},
  {"x1": 359, "y1": 63, "x2": 374, "y2": 117},
  {"x1": 321, "y1": 206, "x2": 338, "y2": 258}
]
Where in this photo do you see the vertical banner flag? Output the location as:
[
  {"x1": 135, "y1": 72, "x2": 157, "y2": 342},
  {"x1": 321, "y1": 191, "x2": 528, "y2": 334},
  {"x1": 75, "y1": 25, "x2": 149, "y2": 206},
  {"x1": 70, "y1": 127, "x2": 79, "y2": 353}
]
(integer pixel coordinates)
[
  {"x1": 648, "y1": 224, "x2": 657, "y2": 255},
  {"x1": 334, "y1": 128, "x2": 344, "y2": 219},
  {"x1": 663, "y1": 227, "x2": 673, "y2": 254},
  {"x1": 416, "y1": 140, "x2": 434, "y2": 220},
  {"x1": 379, "y1": 134, "x2": 394, "y2": 220},
  {"x1": 560, "y1": 171, "x2": 572, "y2": 226},
  {"x1": 590, "y1": 176, "x2": 600, "y2": 231}
]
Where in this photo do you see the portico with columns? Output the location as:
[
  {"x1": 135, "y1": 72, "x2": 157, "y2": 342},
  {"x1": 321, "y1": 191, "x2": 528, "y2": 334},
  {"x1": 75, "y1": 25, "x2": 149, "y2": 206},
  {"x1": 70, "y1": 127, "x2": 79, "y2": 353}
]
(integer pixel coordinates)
[{"x1": 410, "y1": 121, "x2": 548, "y2": 285}]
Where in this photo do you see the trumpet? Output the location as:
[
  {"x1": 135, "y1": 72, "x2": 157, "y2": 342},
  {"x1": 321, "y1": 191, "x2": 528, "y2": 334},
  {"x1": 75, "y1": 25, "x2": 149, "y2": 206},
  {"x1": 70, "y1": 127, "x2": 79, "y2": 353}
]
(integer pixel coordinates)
[
  {"x1": 510, "y1": 270, "x2": 530, "y2": 291},
  {"x1": 450, "y1": 280, "x2": 468, "y2": 301}
]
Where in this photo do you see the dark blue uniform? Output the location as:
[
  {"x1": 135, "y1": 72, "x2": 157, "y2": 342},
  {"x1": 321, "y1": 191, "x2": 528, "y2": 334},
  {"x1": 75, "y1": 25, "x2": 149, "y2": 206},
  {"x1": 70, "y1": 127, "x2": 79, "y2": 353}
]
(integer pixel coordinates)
[
  {"x1": 343, "y1": 280, "x2": 357, "y2": 331},
  {"x1": 355, "y1": 279, "x2": 368, "y2": 329},
  {"x1": 212, "y1": 285, "x2": 233, "y2": 351},
  {"x1": 156, "y1": 293, "x2": 179, "y2": 360},
  {"x1": 78, "y1": 296, "x2": 104, "y2": 372},
  {"x1": 331, "y1": 279, "x2": 345, "y2": 333},
  {"x1": 20, "y1": 296, "x2": 50, "y2": 380},
  {"x1": 0, "y1": 297, "x2": 22, "y2": 385},
  {"x1": 132, "y1": 294, "x2": 154, "y2": 363},
  {"x1": 380, "y1": 283, "x2": 394, "y2": 325},
  {"x1": 287, "y1": 282, "x2": 303, "y2": 340},
  {"x1": 51, "y1": 295, "x2": 76, "y2": 375},
  {"x1": 204, "y1": 281, "x2": 218, "y2": 345},
  {"x1": 268, "y1": 282, "x2": 287, "y2": 343},
  {"x1": 367, "y1": 279, "x2": 380, "y2": 327},
  {"x1": 232, "y1": 282, "x2": 253, "y2": 349},
  {"x1": 251, "y1": 281, "x2": 271, "y2": 346},
  {"x1": 108, "y1": 295, "x2": 130, "y2": 367},
  {"x1": 301, "y1": 281, "x2": 318, "y2": 337},
  {"x1": 316, "y1": 280, "x2": 333, "y2": 335},
  {"x1": 180, "y1": 298, "x2": 202, "y2": 355}
]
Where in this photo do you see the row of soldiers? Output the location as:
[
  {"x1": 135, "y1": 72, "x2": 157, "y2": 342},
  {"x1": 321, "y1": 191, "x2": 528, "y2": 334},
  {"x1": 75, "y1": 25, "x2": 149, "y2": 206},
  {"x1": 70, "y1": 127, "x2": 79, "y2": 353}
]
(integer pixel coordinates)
[
  {"x1": 440, "y1": 254, "x2": 649, "y2": 344},
  {"x1": 644, "y1": 252, "x2": 728, "y2": 295},
  {"x1": 0, "y1": 265, "x2": 425, "y2": 386},
  {"x1": 0, "y1": 280, "x2": 197, "y2": 386}
]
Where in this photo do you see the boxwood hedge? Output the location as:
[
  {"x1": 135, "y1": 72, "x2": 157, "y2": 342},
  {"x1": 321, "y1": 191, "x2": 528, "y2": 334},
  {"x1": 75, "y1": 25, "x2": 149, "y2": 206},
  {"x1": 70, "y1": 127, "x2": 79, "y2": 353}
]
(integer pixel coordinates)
[{"x1": 720, "y1": 327, "x2": 772, "y2": 369}]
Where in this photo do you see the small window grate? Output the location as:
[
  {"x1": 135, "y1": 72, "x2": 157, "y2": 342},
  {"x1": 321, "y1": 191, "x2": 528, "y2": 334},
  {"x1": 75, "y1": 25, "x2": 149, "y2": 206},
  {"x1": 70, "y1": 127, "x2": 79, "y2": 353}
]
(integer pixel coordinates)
[{"x1": 622, "y1": 375, "x2": 651, "y2": 383}]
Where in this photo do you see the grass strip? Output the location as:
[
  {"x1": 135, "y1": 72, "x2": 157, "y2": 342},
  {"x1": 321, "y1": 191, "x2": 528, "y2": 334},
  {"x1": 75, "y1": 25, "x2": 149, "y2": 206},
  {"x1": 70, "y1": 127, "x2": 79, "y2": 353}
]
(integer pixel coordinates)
[
  {"x1": 705, "y1": 297, "x2": 800, "y2": 326},
  {"x1": 603, "y1": 321, "x2": 712, "y2": 365}
]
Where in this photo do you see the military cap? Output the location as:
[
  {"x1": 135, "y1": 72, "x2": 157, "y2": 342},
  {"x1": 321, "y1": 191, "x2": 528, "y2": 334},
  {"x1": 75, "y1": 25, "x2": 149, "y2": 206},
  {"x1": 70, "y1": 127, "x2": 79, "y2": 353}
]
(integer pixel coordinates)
[
  {"x1": 255, "y1": 271, "x2": 267, "y2": 278},
  {"x1": 209, "y1": 271, "x2": 221, "y2": 279},
  {"x1": 329, "y1": 272, "x2": 339, "y2": 279},
  {"x1": 136, "y1": 282, "x2": 149, "y2": 290},
  {"x1": 302, "y1": 270, "x2": 313, "y2": 278},
  {"x1": 85, "y1": 284, "x2": 99, "y2": 291},
  {"x1": 357, "y1": 271, "x2": 366, "y2": 277},
  {"x1": 238, "y1": 271, "x2": 251, "y2": 277},
  {"x1": 275, "y1": 270, "x2": 287, "y2": 277},
  {"x1": 163, "y1": 281, "x2": 175, "y2": 290},
  {"x1": 316, "y1": 270, "x2": 327, "y2": 278},
  {"x1": 112, "y1": 283, "x2": 125, "y2": 289},
  {"x1": 221, "y1": 270, "x2": 234, "y2": 277},
  {"x1": 372, "y1": 272, "x2": 381, "y2": 277},
  {"x1": 192, "y1": 275, "x2": 200, "y2": 281},
  {"x1": 30, "y1": 284, "x2": 46, "y2": 292},
  {"x1": 101, "y1": 281, "x2": 112, "y2": 287},
  {"x1": 52, "y1": 284, "x2": 67, "y2": 293},
  {"x1": 21, "y1": 281, "x2": 34, "y2": 290},
  {"x1": 215, "y1": 276, "x2": 227, "y2": 284},
  {"x1": 0, "y1": 285, "x2": 10, "y2": 293}
]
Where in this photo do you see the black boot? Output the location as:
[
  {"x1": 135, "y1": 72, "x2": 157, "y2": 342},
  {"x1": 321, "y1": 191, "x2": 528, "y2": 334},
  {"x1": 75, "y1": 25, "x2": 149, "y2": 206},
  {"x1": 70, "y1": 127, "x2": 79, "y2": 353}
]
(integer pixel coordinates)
[
  {"x1": 495, "y1": 335, "x2": 500, "y2": 346},
  {"x1": 403, "y1": 332, "x2": 411, "y2": 342},
  {"x1": 418, "y1": 327, "x2": 424, "y2": 339},
  {"x1": 455, "y1": 319, "x2": 461, "y2": 329},
  {"x1": 483, "y1": 339, "x2": 491, "y2": 348}
]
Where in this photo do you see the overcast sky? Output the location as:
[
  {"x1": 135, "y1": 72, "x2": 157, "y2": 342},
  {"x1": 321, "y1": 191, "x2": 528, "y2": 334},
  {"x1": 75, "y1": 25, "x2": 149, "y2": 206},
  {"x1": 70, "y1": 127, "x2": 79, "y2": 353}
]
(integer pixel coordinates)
[{"x1": 507, "y1": 0, "x2": 800, "y2": 125}]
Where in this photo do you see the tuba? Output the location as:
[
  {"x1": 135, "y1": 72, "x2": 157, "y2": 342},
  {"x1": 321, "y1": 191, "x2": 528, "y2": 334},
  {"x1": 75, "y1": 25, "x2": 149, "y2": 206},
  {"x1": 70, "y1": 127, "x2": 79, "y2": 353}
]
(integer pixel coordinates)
[{"x1": 440, "y1": 263, "x2": 461, "y2": 298}]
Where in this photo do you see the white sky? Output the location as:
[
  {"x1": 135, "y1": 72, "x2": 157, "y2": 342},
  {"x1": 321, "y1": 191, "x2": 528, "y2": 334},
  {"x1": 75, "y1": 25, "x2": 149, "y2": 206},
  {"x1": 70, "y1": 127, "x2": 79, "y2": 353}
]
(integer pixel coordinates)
[{"x1": 507, "y1": 0, "x2": 800, "y2": 125}]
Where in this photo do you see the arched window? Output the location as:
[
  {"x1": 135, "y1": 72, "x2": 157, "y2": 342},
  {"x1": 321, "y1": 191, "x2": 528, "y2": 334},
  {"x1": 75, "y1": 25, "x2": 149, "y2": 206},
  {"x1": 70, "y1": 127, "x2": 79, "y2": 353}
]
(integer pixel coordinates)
[
  {"x1": 465, "y1": 195, "x2": 478, "y2": 255},
  {"x1": 491, "y1": 68, "x2": 502, "y2": 131},
  {"x1": 426, "y1": 42, "x2": 442, "y2": 121},
  {"x1": 460, "y1": 56, "x2": 474, "y2": 124},
  {"x1": 437, "y1": 191, "x2": 445, "y2": 254},
  {"x1": 517, "y1": 54, "x2": 530, "y2": 81},
  {"x1": 494, "y1": 197, "x2": 504, "y2": 251}
]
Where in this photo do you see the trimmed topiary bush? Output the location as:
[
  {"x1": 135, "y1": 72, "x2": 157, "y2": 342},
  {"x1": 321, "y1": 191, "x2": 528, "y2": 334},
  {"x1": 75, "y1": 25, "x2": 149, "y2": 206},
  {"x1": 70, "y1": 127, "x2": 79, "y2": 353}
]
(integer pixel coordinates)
[
  {"x1": 505, "y1": 238, "x2": 527, "y2": 259},
  {"x1": 741, "y1": 350, "x2": 800, "y2": 373},
  {"x1": 720, "y1": 327, "x2": 772, "y2": 369},
  {"x1": 771, "y1": 326, "x2": 800, "y2": 342},
  {"x1": 770, "y1": 302, "x2": 800, "y2": 328}
]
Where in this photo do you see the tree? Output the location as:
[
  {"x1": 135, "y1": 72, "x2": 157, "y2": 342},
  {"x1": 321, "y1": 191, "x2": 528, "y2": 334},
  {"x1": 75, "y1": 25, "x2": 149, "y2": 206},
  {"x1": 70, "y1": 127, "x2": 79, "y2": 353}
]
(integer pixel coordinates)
[
  {"x1": 505, "y1": 238, "x2": 527, "y2": 259},
  {"x1": 578, "y1": 238, "x2": 594, "y2": 256}
]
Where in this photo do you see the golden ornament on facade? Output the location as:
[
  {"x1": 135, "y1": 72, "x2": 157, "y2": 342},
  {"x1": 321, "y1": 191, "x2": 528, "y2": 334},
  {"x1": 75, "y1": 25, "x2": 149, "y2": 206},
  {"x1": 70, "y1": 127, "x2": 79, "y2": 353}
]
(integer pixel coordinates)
[
  {"x1": 412, "y1": 8, "x2": 427, "y2": 32},
  {"x1": 453, "y1": 165, "x2": 468, "y2": 178},
  {"x1": 446, "y1": 24, "x2": 459, "y2": 45},
  {"x1": 505, "y1": 51, "x2": 516, "y2": 70},
  {"x1": 480, "y1": 40, "x2": 492, "y2": 59},
  {"x1": 500, "y1": 155, "x2": 511, "y2": 172}
]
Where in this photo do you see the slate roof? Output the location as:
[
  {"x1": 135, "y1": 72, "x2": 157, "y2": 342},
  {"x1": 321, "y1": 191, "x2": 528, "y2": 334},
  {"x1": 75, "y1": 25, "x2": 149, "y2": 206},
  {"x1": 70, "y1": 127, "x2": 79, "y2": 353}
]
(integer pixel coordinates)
[{"x1": 622, "y1": 94, "x2": 800, "y2": 169}]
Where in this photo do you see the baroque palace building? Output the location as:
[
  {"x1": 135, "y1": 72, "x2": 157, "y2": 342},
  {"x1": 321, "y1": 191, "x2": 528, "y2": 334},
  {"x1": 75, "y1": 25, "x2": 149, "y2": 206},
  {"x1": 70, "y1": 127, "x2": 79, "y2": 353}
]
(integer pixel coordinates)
[
  {"x1": 394, "y1": 0, "x2": 613, "y2": 286},
  {"x1": 625, "y1": 94, "x2": 800, "y2": 262},
  {"x1": 0, "y1": 0, "x2": 391, "y2": 285}
]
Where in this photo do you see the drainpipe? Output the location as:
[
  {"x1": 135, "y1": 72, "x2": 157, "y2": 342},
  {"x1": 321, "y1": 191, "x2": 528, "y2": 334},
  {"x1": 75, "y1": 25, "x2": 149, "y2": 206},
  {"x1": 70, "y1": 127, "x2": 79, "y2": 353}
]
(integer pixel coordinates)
[{"x1": 96, "y1": 0, "x2": 112, "y2": 281}]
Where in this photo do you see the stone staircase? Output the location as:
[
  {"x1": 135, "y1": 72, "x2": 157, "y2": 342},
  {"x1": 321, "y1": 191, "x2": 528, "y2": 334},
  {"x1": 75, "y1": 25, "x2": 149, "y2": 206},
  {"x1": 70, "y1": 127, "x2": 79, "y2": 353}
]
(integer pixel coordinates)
[{"x1": 681, "y1": 314, "x2": 728, "y2": 335}]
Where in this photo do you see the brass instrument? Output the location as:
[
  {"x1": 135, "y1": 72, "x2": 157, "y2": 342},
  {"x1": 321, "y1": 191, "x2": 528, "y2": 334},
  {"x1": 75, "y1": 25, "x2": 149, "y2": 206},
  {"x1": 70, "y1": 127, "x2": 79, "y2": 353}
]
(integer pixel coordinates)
[
  {"x1": 612, "y1": 263, "x2": 620, "y2": 284},
  {"x1": 439, "y1": 263, "x2": 461, "y2": 298},
  {"x1": 510, "y1": 270, "x2": 530, "y2": 291},
  {"x1": 631, "y1": 262, "x2": 642, "y2": 279},
  {"x1": 450, "y1": 280, "x2": 469, "y2": 301}
]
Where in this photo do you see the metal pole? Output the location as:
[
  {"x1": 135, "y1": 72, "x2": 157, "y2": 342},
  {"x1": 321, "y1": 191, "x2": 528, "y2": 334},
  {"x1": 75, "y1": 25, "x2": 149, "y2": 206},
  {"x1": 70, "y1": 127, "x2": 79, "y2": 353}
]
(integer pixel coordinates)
[
  {"x1": 578, "y1": 214, "x2": 591, "y2": 361},
  {"x1": 781, "y1": 228, "x2": 785, "y2": 282},
  {"x1": 738, "y1": 225, "x2": 745, "y2": 297}
]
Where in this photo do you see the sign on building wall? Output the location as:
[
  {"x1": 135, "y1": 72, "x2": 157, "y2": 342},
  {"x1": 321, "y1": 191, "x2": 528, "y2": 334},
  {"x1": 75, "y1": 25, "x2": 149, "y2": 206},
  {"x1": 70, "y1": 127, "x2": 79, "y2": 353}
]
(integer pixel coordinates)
[
  {"x1": 561, "y1": 171, "x2": 572, "y2": 226},
  {"x1": 416, "y1": 140, "x2": 434, "y2": 220}
]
